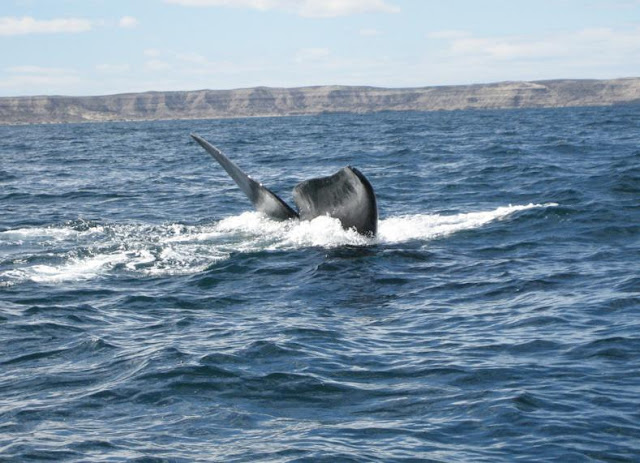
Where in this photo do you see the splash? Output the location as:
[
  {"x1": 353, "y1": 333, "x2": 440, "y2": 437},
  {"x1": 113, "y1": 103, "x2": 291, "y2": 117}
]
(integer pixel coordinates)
[
  {"x1": 0, "y1": 203, "x2": 556, "y2": 285},
  {"x1": 378, "y1": 203, "x2": 558, "y2": 243}
]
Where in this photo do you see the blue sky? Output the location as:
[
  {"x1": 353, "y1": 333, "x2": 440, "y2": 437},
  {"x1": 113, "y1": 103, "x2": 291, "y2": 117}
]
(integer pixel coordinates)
[{"x1": 1, "y1": 0, "x2": 639, "y2": 96}]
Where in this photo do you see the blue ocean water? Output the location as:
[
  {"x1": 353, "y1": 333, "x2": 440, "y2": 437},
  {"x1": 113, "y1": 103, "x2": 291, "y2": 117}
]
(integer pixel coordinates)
[{"x1": 1, "y1": 107, "x2": 639, "y2": 462}]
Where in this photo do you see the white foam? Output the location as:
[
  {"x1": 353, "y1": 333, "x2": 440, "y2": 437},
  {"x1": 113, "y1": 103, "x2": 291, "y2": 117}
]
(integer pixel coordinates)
[
  {"x1": 5, "y1": 253, "x2": 128, "y2": 284},
  {"x1": 214, "y1": 212, "x2": 371, "y2": 249},
  {"x1": 0, "y1": 224, "x2": 103, "y2": 241},
  {"x1": 0, "y1": 203, "x2": 557, "y2": 284},
  {"x1": 378, "y1": 203, "x2": 557, "y2": 244}
]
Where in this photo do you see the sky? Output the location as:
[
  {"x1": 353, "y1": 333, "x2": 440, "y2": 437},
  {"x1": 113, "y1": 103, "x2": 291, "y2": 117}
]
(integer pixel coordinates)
[{"x1": 1, "y1": 0, "x2": 639, "y2": 96}]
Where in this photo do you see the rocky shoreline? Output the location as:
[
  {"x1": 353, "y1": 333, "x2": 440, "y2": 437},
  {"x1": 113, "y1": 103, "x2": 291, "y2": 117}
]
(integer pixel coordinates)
[{"x1": 1, "y1": 78, "x2": 639, "y2": 125}]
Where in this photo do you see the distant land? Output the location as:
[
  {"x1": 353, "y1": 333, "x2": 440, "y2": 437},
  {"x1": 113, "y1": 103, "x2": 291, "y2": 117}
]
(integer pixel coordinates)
[{"x1": 1, "y1": 78, "x2": 639, "y2": 125}]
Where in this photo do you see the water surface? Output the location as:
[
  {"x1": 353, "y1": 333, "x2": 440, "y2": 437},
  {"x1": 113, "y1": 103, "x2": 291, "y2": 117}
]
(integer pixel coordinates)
[{"x1": 1, "y1": 107, "x2": 639, "y2": 461}]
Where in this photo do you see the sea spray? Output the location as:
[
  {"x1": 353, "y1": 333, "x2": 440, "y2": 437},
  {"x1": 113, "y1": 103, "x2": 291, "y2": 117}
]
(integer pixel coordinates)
[{"x1": 0, "y1": 204, "x2": 557, "y2": 284}]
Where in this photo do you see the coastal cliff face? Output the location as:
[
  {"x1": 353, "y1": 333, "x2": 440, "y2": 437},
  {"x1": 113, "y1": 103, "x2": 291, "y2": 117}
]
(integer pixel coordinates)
[{"x1": 1, "y1": 78, "x2": 639, "y2": 125}]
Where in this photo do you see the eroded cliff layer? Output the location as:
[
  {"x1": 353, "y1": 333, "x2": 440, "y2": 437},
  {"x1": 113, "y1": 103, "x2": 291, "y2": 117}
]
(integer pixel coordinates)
[{"x1": 1, "y1": 78, "x2": 639, "y2": 125}]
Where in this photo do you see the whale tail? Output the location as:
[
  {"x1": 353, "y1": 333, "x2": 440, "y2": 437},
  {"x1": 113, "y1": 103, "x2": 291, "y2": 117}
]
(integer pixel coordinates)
[
  {"x1": 293, "y1": 166, "x2": 377, "y2": 236},
  {"x1": 191, "y1": 134, "x2": 298, "y2": 221},
  {"x1": 191, "y1": 134, "x2": 378, "y2": 236}
]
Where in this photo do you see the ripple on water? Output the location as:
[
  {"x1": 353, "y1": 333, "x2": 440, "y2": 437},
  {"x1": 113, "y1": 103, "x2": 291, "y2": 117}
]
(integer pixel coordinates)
[{"x1": 1, "y1": 109, "x2": 639, "y2": 461}]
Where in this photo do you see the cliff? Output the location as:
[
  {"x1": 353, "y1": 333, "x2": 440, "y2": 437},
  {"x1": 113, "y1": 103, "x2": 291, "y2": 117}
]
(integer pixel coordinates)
[{"x1": 1, "y1": 78, "x2": 639, "y2": 125}]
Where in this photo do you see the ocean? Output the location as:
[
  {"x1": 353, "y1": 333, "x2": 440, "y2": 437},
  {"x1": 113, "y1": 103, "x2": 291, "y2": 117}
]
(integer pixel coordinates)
[{"x1": 1, "y1": 107, "x2": 639, "y2": 462}]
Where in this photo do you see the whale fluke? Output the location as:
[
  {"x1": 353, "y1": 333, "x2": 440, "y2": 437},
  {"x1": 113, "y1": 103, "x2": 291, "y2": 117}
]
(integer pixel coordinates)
[
  {"x1": 191, "y1": 134, "x2": 378, "y2": 236},
  {"x1": 191, "y1": 134, "x2": 299, "y2": 221},
  {"x1": 293, "y1": 167, "x2": 377, "y2": 236}
]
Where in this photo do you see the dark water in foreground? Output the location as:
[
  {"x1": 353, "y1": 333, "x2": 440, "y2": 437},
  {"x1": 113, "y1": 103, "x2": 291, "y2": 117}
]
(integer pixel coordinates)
[{"x1": 1, "y1": 107, "x2": 639, "y2": 462}]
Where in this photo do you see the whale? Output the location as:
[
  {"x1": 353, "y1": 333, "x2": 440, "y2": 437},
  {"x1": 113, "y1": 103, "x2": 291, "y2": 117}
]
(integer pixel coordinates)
[{"x1": 191, "y1": 134, "x2": 378, "y2": 236}]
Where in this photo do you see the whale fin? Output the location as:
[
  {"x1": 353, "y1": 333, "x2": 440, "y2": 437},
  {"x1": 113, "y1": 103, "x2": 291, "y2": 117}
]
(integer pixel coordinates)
[
  {"x1": 293, "y1": 166, "x2": 378, "y2": 236},
  {"x1": 191, "y1": 134, "x2": 299, "y2": 221}
]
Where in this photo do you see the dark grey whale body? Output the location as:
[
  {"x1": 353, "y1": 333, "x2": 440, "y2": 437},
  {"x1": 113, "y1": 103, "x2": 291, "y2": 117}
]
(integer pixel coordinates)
[{"x1": 191, "y1": 134, "x2": 378, "y2": 236}]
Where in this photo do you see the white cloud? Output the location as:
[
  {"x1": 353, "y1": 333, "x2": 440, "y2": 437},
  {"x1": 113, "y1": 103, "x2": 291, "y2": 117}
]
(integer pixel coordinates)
[
  {"x1": 8, "y1": 65, "x2": 76, "y2": 74},
  {"x1": 172, "y1": 52, "x2": 271, "y2": 76},
  {"x1": 0, "y1": 16, "x2": 92, "y2": 36},
  {"x1": 145, "y1": 60, "x2": 171, "y2": 71},
  {"x1": 428, "y1": 30, "x2": 470, "y2": 40},
  {"x1": 95, "y1": 63, "x2": 131, "y2": 73},
  {"x1": 419, "y1": 26, "x2": 640, "y2": 85},
  {"x1": 118, "y1": 16, "x2": 139, "y2": 29},
  {"x1": 144, "y1": 48, "x2": 162, "y2": 57},
  {"x1": 359, "y1": 28, "x2": 381, "y2": 36},
  {"x1": 1, "y1": 65, "x2": 81, "y2": 91},
  {"x1": 449, "y1": 37, "x2": 561, "y2": 60},
  {"x1": 295, "y1": 47, "x2": 330, "y2": 63},
  {"x1": 176, "y1": 52, "x2": 209, "y2": 64},
  {"x1": 164, "y1": 0, "x2": 400, "y2": 17},
  {"x1": 440, "y1": 27, "x2": 640, "y2": 62},
  {"x1": 297, "y1": 0, "x2": 399, "y2": 17}
]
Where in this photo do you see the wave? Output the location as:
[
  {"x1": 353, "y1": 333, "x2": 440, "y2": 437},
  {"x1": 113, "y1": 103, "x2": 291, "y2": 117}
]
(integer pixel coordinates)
[{"x1": 0, "y1": 203, "x2": 556, "y2": 285}]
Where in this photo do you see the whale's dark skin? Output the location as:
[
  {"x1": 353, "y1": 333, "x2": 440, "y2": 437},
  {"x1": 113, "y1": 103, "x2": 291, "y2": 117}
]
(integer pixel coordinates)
[{"x1": 191, "y1": 134, "x2": 378, "y2": 236}]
